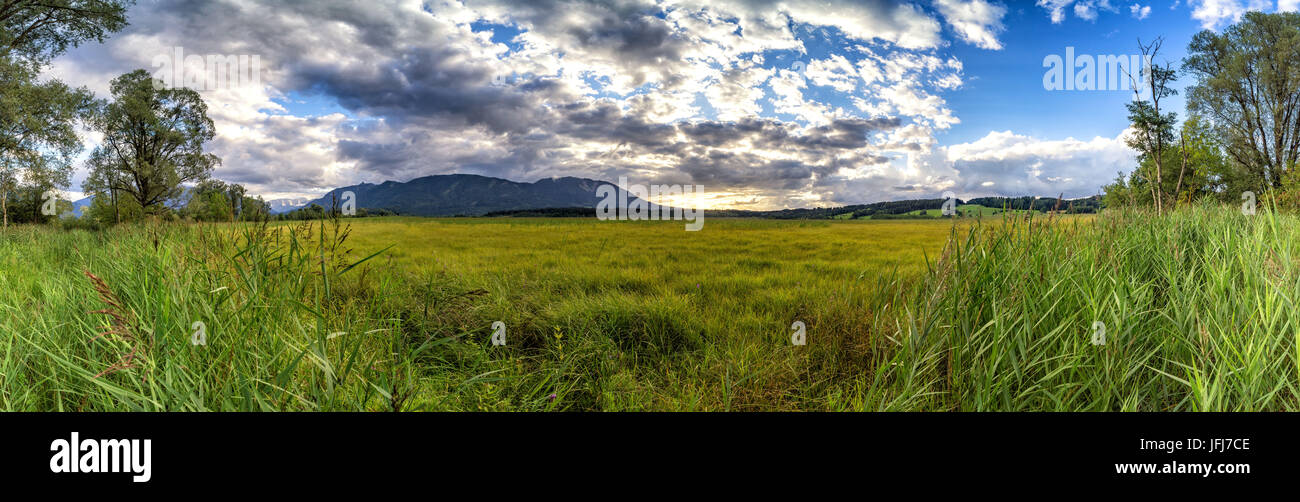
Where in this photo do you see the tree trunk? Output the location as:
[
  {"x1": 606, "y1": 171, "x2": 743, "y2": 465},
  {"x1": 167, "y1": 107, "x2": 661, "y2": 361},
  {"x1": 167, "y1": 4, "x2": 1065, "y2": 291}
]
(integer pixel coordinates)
[
  {"x1": 1173, "y1": 135, "x2": 1188, "y2": 208},
  {"x1": 1151, "y1": 86, "x2": 1164, "y2": 215},
  {"x1": 1153, "y1": 153, "x2": 1164, "y2": 214}
]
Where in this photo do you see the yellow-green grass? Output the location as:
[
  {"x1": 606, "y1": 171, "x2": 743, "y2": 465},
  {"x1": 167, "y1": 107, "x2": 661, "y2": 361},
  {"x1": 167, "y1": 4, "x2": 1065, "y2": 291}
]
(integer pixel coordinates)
[
  {"x1": 339, "y1": 217, "x2": 970, "y2": 410},
  {"x1": 3, "y1": 205, "x2": 1295, "y2": 412},
  {"x1": 0, "y1": 216, "x2": 968, "y2": 411}
]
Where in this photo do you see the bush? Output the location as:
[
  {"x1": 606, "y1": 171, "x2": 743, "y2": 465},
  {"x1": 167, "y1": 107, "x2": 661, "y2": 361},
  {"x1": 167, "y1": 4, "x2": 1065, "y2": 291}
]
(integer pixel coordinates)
[{"x1": 58, "y1": 217, "x2": 102, "y2": 232}]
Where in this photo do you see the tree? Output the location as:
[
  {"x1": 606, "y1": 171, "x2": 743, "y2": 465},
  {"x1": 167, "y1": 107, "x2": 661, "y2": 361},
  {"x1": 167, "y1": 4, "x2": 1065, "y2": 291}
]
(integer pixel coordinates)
[
  {"x1": 0, "y1": 57, "x2": 92, "y2": 228},
  {"x1": 239, "y1": 194, "x2": 268, "y2": 221},
  {"x1": 0, "y1": 0, "x2": 128, "y2": 227},
  {"x1": 1176, "y1": 115, "x2": 1231, "y2": 204},
  {"x1": 82, "y1": 146, "x2": 121, "y2": 223},
  {"x1": 1104, "y1": 115, "x2": 1230, "y2": 209},
  {"x1": 84, "y1": 186, "x2": 141, "y2": 225},
  {"x1": 1183, "y1": 11, "x2": 1300, "y2": 194},
  {"x1": 1123, "y1": 37, "x2": 1179, "y2": 214},
  {"x1": 0, "y1": 0, "x2": 131, "y2": 64},
  {"x1": 187, "y1": 186, "x2": 233, "y2": 222},
  {"x1": 175, "y1": 179, "x2": 270, "y2": 223},
  {"x1": 83, "y1": 69, "x2": 220, "y2": 217}
]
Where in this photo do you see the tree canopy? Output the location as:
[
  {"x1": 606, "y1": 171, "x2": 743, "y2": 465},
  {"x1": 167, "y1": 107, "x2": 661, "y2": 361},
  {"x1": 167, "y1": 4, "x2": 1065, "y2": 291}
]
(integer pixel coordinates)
[
  {"x1": 1184, "y1": 11, "x2": 1300, "y2": 192},
  {"x1": 0, "y1": 0, "x2": 131, "y2": 64},
  {"x1": 83, "y1": 69, "x2": 221, "y2": 214}
]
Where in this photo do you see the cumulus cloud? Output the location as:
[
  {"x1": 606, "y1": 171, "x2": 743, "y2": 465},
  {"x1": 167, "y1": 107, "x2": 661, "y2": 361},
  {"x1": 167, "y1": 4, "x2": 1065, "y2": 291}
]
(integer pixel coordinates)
[
  {"x1": 933, "y1": 0, "x2": 1008, "y2": 50},
  {"x1": 939, "y1": 130, "x2": 1135, "y2": 199},
  {"x1": 1188, "y1": 0, "x2": 1269, "y2": 29},
  {"x1": 666, "y1": 0, "x2": 947, "y2": 50},
  {"x1": 1037, "y1": 0, "x2": 1120, "y2": 23},
  {"x1": 40, "y1": 0, "x2": 1077, "y2": 209},
  {"x1": 1075, "y1": 1, "x2": 1099, "y2": 20}
]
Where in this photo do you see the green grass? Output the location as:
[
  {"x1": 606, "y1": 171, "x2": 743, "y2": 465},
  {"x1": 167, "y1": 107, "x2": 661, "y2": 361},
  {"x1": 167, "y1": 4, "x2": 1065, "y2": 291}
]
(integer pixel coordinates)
[
  {"x1": 1, "y1": 204, "x2": 1296, "y2": 411},
  {"x1": 903, "y1": 202, "x2": 1300, "y2": 411}
]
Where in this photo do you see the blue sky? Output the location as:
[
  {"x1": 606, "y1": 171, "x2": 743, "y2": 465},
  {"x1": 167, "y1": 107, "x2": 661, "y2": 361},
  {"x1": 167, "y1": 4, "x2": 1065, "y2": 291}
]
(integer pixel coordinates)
[
  {"x1": 941, "y1": 1, "x2": 1204, "y2": 144},
  {"x1": 47, "y1": 0, "x2": 1292, "y2": 207}
]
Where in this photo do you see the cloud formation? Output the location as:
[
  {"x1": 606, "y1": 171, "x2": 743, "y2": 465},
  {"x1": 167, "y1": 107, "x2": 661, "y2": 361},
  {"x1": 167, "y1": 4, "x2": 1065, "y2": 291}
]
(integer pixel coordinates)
[
  {"x1": 1037, "y1": 0, "x2": 1117, "y2": 23},
  {"x1": 1130, "y1": 4, "x2": 1152, "y2": 20},
  {"x1": 933, "y1": 0, "x2": 1008, "y2": 50},
  {"x1": 940, "y1": 130, "x2": 1135, "y2": 199},
  {"x1": 1188, "y1": 0, "x2": 1270, "y2": 29},
  {"x1": 39, "y1": 0, "x2": 1140, "y2": 208}
]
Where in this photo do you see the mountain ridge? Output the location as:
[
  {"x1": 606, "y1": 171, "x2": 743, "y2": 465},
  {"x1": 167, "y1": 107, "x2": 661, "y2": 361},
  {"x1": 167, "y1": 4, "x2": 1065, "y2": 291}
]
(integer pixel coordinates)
[
  {"x1": 294, "y1": 173, "x2": 1101, "y2": 218},
  {"x1": 299, "y1": 174, "x2": 624, "y2": 216}
]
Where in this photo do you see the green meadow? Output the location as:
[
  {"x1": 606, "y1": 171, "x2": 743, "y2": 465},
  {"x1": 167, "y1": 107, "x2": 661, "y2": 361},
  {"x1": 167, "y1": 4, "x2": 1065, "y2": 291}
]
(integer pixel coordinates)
[{"x1": 2, "y1": 204, "x2": 1297, "y2": 411}]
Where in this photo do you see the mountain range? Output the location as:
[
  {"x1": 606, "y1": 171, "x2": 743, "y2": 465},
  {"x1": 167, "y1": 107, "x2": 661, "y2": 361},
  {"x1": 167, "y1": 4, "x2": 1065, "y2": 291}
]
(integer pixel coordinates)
[
  {"x1": 70, "y1": 173, "x2": 1101, "y2": 218},
  {"x1": 289, "y1": 174, "x2": 1100, "y2": 218},
  {"x1": 295, "y1": 174, "x2": 622, "y2": 216}
]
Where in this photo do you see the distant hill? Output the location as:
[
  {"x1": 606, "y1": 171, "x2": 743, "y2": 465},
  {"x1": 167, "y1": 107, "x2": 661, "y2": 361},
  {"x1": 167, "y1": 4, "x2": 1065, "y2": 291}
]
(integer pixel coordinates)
[
  {"x1": 300, "y1": 174, "x2": 627, "y2": 216},
  {"x1": 69, "y1": 174, "x2": 1101, "y2": 221}
]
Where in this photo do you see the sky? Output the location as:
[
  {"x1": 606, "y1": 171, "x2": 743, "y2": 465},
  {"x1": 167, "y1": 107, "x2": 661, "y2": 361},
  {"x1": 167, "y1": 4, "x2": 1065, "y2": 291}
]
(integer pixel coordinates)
[{"x1": 42, "y1": 0, "x2": 1297, "y2": 209}]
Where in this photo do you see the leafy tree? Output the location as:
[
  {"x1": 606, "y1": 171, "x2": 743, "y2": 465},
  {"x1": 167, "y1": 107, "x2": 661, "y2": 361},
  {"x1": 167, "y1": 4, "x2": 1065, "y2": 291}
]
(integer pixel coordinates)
[
  {"x1": 0, "y1": 0, "x2": 129, "y2": 227},
  {"x1": 1184, "y1": 11, "x2": 1300, "y2": 194},
  {"x1": 81, "y1": 145, "x2": 123, "y2": 223},
  {"x1": 0, "y1": 57, "x2": 92, "y2": 228},
  {"x1": 180, "y1": 179, "x2": 226, "y2": 221},
  {"x1": 84, "y1": 189, "x2": 142, "y2": 225},
  {"x1": 0, "y1": 0, "x2": 131, "y2": 64},
  {"x1": 83, "y1": 69, "x2": 220, "y2": 217},
  {"x1": 181, "y1": 179, "x2": 266, "y2": 222},
  {"x1": 1105, "y1": 115, "x2": 1230, "y2": 209},
  {"x1": 1175, "y1": 115, "x2": 1231, "y2": 204},
  {"x1": 239, "y1": 194, "x2": 268, "y2": 221},
  {"x1": 1123, "y1": 37, "x2": 1179, "y2": 214}
]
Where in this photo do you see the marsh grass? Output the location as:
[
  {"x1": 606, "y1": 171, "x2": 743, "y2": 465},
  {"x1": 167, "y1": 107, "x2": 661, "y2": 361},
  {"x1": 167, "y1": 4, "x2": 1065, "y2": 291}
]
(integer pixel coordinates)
[
  {"x1": 891, "y1": 200, "x2": 1300, "y2": 410},
  {"x1": 0, "y1": 204, "x2": 1296, "y2": 411}
]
